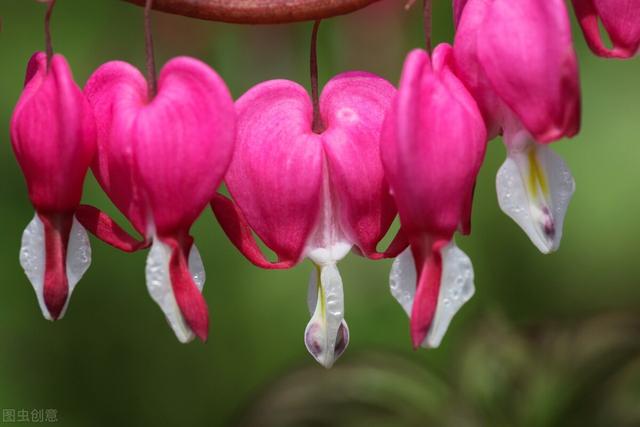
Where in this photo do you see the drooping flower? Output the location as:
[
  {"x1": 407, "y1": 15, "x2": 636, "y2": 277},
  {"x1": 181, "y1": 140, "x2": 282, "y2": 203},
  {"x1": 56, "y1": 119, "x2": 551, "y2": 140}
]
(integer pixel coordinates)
[
  {"x1": 83, "y1": 57, "x2": 235, "y2": 342},
  {"x1": 572, "y1": 0, "x2": 640, "y2": 59},
  {"x1": 381, "y1": 45, "x2": 487, "y2": 349},
  {"x1": 212, "y1": 72, "x2": 402, "y2": 367},
  {"x1": 11, "y1": 52, "x2": 96, "y2": 320},
  {"x1": 454, "y1": 0, "x2": 581, "y2": 253}
]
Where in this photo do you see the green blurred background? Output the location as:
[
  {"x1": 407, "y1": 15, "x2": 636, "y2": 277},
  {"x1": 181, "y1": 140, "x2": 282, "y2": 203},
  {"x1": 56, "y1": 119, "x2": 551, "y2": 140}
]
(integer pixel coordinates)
[{"x1": 1, "y1": 1, "x2": 640, "y2": 426}]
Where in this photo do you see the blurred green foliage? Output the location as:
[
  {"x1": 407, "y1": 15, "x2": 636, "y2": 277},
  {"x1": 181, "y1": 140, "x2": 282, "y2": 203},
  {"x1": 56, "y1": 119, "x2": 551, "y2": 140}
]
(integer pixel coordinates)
[{"x1": 0, "y1": 1, "x2": 639, "y2": 426}]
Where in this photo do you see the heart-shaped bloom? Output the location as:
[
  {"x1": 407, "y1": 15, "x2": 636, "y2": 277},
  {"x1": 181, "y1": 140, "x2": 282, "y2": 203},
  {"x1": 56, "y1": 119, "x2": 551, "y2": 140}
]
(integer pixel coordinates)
[
  {"x1": 11, "y1": 52, "x2": 96, "y2": 320},
  {"x1": 572, "y1": 0, "x2": 640, "y2": 59},
  {"x1": 454, "y1": 0, "x2": 580, "y2": 253},
  {"x1": 381, "y1": 45, "x2": 487, "y2": 349},
  {"x1": 212, "y1": 72, "x2": 400, "y2": 367},
  {"x1": 84, "y1": 57, "x2": 235, "y2": 342}
]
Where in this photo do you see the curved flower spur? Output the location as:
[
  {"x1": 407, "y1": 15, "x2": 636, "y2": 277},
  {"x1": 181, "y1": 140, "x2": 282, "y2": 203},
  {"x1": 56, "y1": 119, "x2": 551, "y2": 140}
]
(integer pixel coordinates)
[
  {"x1": 80, "y1": 2, "x2": 235, "y2": 342},
  {"x1": 11, "y1": 1, "x2": 97, "y2": 321},
  {"x1": 572, "y1": 0, "x2": 640, "y2": 59},
  {"x1": 212, "y1": 23, "x2": 403, "y2": 368},
  {"x1": 454, "y1": 0, "x2": 581, "y2": 254},
  {"x1": 381, "y1": 45, "x2": 487, "y2": 349}
]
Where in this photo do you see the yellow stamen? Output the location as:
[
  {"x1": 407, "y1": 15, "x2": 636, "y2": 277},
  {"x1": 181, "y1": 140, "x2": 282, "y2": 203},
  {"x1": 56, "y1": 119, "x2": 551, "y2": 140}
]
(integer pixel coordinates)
[{"x1": 528, "y1": 147, "x2": 549, "y2": 197}]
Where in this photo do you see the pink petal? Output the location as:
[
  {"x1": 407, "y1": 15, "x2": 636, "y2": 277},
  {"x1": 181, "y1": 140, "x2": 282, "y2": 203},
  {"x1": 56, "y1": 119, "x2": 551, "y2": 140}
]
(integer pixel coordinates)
[
  {"x1": 477, "y1": 0, "x2": 581, "y2": 142},
  {"x1": 453, "y1": 0, "x2": 470, "y2": 28},
  {"x1": 225, "y1": 80, "x2": 324, "y2": 263},
  {"x1": 453, "y1": 0, "x2": 504, "y2": 138},
  {"x1": 382, "y1": 46, "x2": 486, "y2": 238},
  {"x1": 11, "y1": 52, "x2": 96, "y2": 213},
  {"x1": 210, "y1": 194, "x2": 297, "y2": 269},
  {"x1": 134, "y1": 57, "x2": 235, "y2": 235},
  {"x1": 573, "y1": 0, "x2": 640, "y2": 58},
  {"x1": 410, "y1": 238, "x2": 448, "y2": 348},
  {"x1": 40, "y1": 212, "x2": 74, "y2": 320},
  {"x1": 165, "y1": 234, "x2": 209, "y2": 342},
  {"x1": 84, "y1": 61, "x2": 149, "y2": 234},
  {"x1": 382, "y1": 46, "x2": 486, "y2": 346},
  {"x1": 75, "y1": 205, "x2": 149, "y2": 253},
  {"x1": 320, "y1": 72, "x2": 397, "y2": 258}
]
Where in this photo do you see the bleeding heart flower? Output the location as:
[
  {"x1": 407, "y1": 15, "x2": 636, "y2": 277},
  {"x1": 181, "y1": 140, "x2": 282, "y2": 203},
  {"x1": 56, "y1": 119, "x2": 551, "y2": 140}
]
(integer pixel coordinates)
[
  {"x1": 381, "y1": 45, "x2": 487, "y2": 349},
  {"x1": 453, "y1": 0, "x2": 580, "y2": 254},
  {"x1": 572, "y1": 0, "x2": 640, "y2": 59},
  {"x1": 212, "y1": 72, "x2": 402, "y2": 367},
  {"x1": 84, "y1": 57, "x2": 235, "y2": 342},
  {"x1": 11, "y1": 52, "x2": 96, "y2": 321}
]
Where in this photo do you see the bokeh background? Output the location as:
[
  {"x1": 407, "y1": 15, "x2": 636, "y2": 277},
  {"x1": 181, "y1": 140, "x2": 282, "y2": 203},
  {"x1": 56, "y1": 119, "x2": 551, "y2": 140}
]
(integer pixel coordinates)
[{"x1": 1, "y1": 1, "x2": 640, "y2": 426}]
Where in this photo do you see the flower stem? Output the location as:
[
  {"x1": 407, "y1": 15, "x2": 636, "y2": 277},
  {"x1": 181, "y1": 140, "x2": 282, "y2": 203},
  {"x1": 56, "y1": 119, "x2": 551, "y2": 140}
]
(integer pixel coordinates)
[
  {"x1": 44, "y1": 0, "x2": 56, "y2": 71},
  {"x1": 144, "y1": 0, "x2": 157, "y2": 98},
  {"x1": 310, "y1": 19, "x2": 325, "y2": 134},
  {"x1": 423, "y1": 0, "x2": 432, "y2": 53}
]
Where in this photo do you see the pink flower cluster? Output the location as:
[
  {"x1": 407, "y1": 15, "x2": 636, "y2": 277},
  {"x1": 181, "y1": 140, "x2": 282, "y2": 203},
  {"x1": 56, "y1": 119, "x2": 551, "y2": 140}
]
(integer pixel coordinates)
[{"x1": 10, "y1": 0, "x2": 639, "y2": 367}]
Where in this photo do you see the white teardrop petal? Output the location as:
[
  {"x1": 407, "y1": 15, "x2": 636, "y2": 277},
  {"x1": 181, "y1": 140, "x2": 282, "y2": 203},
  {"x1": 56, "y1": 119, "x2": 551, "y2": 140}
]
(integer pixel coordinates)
[
  {"x1": 422, "y1": 240, "x2": 474, "y2": 348},
  {"x1": 60, "y1": 217, "x2": 92, "y2": 318},
  {"x1": 304, "y1": 263, "x2": 348, "y2": 368},
  {"x1": 389, "y1": 247, "x2": 416, "y2": 317},
  {"x1": 19, "y1": 213, "x2": 50, "y2": 320},
  {"x1": 388, "y1": 242, "x2": 475, "y2": 349},
  {"x1": 145, "y1": 239, "x2": 205, "y2": 343},
  {"x1": 188, "y1": 244, "x2": 205, "y2": 292},
  {"x1": 538, "y1": 145, "x2": 575, "y2": 249},
  {"x1": 497, "y1": 143, "x2": 575, "y2": 254},
  {"x1": 306, "y1": 267, "x2": 319, "y2": 315}
]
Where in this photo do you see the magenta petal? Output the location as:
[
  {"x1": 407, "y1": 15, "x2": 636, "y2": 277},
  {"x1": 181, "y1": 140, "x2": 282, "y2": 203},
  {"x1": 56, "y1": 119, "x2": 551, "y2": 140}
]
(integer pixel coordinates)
[
  {"x1": 164, "y1": 235, "x2": 209, "y2": 342},
  {"x1": 84, "y1": 61, "x2": 149, "y2": 234},
  {"x1": 410, "y1": 238, "x2": 448, "y2": 348},
  {"x1": 453, "y1": 0, "x2": 503, "y2": 138},
  {"x1": 11, "y1": 52, "x2": 96, "y2": 213},
  {"x1": 573, "y1": 0, "x2": 640, "y2": 58},
  {"x1": 134, "y1": 57, "x2": 235, "y2": 235},
  {"x1": 75, "y1": 205, "x2": 149, "y2": 253},
  {"x1": 382, "y1": 47, "x2": 486, "y2": 237},
  {"x1": 225, "y1": 80, "x2": 324, "y2": 263},
  {"x1": 86, "y1": 57, "x2": 235, "y2": 236},
  {"x1": 320, "y1": 72, "x2": 397, "y2": 257},
  {"x1": 40, "y1": 212, "x2": 74, "y2": 320},
  {"x1": 477, "y1": 0, "x2": 581, "y2": 142},
  {"x1": 210, "y1": 194, "x2": 297, "y2": 269},
  {"x1": 453, "y1": 0, "x2": 470, "y2": 28}
]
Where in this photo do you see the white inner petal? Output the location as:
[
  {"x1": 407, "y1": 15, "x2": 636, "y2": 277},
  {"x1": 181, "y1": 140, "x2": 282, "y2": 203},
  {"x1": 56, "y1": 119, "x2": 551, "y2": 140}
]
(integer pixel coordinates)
[
  {"x1": 496, "y1": 139, "x2": 575, "y2": 254},
  {"x1": 145, "y1": 239, "x2": 205, "y2": 343},
  {"x1": 20, "y1": 213, "x2": 48, "y2": 320},
  {"x1": 388, "y1": 241, "x2": 475, "y2": 348},
  {"x1": 19, "y1": 213, "x2": 92, "y2": 320},
  {"x1": 426, "y1": 242, "x2": 474, "y2": 348},
  {"x1": 62, "y1": 217, "x2": 92, "y2": 317},
  {"x1": 304, "y1": 263, "x2": 349, "y2": 368}
]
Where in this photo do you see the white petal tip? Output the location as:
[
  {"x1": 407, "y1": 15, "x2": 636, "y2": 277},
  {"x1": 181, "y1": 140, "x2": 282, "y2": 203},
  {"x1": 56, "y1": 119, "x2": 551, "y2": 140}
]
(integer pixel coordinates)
[
  {"x1": 305, "y1": 263, "x2": 348, "y2": 368},
  {"x1": 19, "y1": 213, "x2": 91, "y2": 320},
  {"x1": 145, "y1": 239, "x2": 205, "y2": 343},
  {"x1": 496, "y1": 144, "x2": 574, "y2": 254},
  {"x1": 421, "y1": 242, "x2": 474, "y2": 348},
  {"x1": 389, "y1": 242, "x2": 475, "y2": 349}
]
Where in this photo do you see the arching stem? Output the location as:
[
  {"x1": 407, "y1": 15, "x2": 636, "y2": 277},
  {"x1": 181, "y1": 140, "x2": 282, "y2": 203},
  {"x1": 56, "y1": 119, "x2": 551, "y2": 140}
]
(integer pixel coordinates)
[
  {"x1": 44, "y1": 0, "x2": 56, "y2": 71},
  {"x1": 310, "y1": 20, "x2": 325, "y2": 134},
  {"x1": 122, "y1": 0, "x2": 379, "y2": 25},
  {"x1": 144, "y1": 0, "x2": 157, "y2": 98}
]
